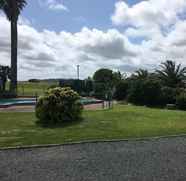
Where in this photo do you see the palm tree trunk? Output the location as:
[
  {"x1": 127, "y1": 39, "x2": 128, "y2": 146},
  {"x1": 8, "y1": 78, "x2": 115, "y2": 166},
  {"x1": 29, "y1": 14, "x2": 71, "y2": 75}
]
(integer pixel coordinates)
[{"x1": 10, "y1": 19, "x2": 18, "y2": 96}]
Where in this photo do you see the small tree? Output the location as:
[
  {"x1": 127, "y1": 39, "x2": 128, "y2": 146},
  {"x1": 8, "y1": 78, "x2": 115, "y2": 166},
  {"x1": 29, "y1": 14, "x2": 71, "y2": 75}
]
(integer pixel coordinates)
[{"x1": 93, "y1": 68, "x2": 122, "y2": 100}]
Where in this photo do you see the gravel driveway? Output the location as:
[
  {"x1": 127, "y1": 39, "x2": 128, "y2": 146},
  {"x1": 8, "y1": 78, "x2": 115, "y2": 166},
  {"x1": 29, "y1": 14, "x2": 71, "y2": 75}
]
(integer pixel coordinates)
[{"x1": 0, "y1": 137, "x2": 186, "y2": 181}]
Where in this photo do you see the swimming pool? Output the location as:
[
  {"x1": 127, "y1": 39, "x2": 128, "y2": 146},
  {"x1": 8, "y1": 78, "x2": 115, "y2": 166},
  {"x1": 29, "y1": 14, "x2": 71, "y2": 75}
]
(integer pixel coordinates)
[{"x1": 0, "y1": 97, "x2": 103, "y2": 108}]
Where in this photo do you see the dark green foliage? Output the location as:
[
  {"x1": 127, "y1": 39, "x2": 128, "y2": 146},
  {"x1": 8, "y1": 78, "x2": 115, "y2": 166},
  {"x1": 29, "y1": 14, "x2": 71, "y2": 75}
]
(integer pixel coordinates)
[
  {"x1": 160, "y1": 87, "x2": 177, "y2": 105},
  {"x1": 127, "y1": 80, "x2": 145, "y2": 105},
  {"x1": 0, "y1": 65, "x2": 10, "y2": 92},
  {"x1": 176, "y1": 92, "x2": 186, "y2": 110},
  {"x1": 127, "y1": 79, "x2": 162, "y2": 106},
  {"x1": 93, "y1": 82, "x2": 107, "y2": 99},
  {"x1": 93, "y1": 69, "x2": 114, "y2": 84},
  {"x1": 28, "y1": 79, "x2": 40, "y2": 83},
  {"x1": 114, "y1": 81, "x2": 128, "y2": 100},
  {"x1": 93, "y1": 69, "x2": 122, "y2": 99},
  {"x1": 132, "y1": 69, "x2": 149, "y2": 80},
  {"x1": 35, "y1": 87, "x2": 83, "y2": 125},
  {"x1": 156, "y1": 60, "x2": 186, "y2": 88},
  {"x1": 59, "y1": 79, "x2": 93, "y2": 96},
  {"x1": 0, "y1": 0, "x2": 27, "y2": 21},
  {"x1": 83, "y1": 78, "x2": 94, "y2": 96}
]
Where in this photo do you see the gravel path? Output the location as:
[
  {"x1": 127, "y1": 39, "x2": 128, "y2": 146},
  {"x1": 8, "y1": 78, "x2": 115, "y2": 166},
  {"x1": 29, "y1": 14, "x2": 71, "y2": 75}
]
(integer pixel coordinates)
[{"x1": 1, "y1": 137, "x2": 186, "y2": 181}]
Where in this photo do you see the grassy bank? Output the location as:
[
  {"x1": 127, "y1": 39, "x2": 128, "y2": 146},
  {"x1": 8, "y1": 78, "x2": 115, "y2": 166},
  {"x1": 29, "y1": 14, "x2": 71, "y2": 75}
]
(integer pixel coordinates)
[{"x1": 0, "y1": 105, "x2": 186, "y2": 148}]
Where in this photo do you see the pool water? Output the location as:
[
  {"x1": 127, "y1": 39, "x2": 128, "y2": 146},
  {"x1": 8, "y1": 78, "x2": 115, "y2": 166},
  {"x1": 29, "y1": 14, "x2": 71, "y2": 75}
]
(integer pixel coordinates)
[
  {"x1": 0, "y1": 97, "x2": 103, "y2": 107},
  {"x1": 0, "y1": 98, "x2": 36, "y2": 107}
]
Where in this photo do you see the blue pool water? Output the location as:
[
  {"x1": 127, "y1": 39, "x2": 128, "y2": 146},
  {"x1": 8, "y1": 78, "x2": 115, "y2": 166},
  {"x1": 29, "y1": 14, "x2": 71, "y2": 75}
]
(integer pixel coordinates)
[
  {"x1": 0, "y1": 97, "x2": 103, "y2": 107},
  {"x1": 0, "y1": 98, "x2": 36, "y2": 107}
]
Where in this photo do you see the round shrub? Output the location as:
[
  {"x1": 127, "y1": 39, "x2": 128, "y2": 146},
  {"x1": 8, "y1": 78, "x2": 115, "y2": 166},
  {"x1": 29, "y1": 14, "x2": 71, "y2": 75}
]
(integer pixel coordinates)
[
  {"x1": 176, "y1": 92, "x2": 186, "y2": 110},
  {"x1": 36, "y1": 87, "x2": 83, "y2": 125}
]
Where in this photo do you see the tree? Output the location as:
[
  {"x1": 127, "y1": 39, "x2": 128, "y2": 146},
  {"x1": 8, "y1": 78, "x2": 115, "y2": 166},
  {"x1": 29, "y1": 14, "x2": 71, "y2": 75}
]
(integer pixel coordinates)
[
  {"x1": 93, "y1": 68, "x2": 117, "y2": 99},
  {"x1": 0, "y1": 65, "x2": 10, "y2": 92},
  {"x1": 156, "y1": 60, "x2": 186, "y2": 88},
  {"x1": 0, "y1": 0, "x2": 27, "y2": 95},
  {"x1": 127, "y1": 78, "x2": 162, "y2": 106},
  {"x1": 84, "y1": 77, "x2": 93, "y2": 95},
  {"x1": 114, "y1": 80, "x2": 128, "y2": 100},
  {"x1": 93, "y1": 69, "x2": 114, "y2": 84},
  {"x1": 132, "y1": 69, "x2": 149, "y2": 80}
]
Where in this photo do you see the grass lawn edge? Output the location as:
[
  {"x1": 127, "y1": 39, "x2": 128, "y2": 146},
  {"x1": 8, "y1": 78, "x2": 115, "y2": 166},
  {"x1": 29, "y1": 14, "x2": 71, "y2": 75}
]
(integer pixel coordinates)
[{"x1": 1, "y1": 133, "x2": 186, "y2": 151}]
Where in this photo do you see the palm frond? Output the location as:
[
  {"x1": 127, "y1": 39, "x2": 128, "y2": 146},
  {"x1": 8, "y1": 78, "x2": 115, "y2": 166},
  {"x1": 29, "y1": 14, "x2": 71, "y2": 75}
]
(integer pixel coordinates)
[
  {"x1": 1, "y1": 0, "x2": 27, "y2": 21},
  {"x1": 157, "y1": 60, "x2": 186, "y2": 87}
]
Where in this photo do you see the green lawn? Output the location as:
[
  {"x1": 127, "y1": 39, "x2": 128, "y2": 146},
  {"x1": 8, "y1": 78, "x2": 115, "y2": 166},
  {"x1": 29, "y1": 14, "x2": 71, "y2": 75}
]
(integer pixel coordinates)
[{"x1": 1, "y1": 105, "x2": 186, "y2": 148}]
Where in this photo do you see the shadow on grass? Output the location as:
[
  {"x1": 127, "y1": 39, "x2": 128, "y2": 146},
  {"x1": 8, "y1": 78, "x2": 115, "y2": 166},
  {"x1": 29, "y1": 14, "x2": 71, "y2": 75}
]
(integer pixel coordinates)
[{"x1": 35, "y1": 118, "x2": 84, "y2": 129}]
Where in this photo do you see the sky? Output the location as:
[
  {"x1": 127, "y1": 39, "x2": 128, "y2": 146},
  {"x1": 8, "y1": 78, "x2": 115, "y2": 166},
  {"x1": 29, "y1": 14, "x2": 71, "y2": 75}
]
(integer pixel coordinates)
[{"x1": 0, "y1": 0, "x2": 186, "y2": 80}]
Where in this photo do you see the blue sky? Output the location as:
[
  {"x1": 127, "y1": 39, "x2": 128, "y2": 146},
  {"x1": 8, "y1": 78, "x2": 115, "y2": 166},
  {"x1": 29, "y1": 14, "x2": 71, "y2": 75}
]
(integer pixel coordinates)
[
  {"x1": 22, "y1": 0, "x2": 141, "y2": 32},
  {"x1": 0, "y1": 0, "x2": 186, "y2": 80}
]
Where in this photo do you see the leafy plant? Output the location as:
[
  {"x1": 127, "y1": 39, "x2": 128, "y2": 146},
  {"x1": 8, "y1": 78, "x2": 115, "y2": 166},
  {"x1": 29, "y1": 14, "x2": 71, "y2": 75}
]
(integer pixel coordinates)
[
  {"x1": 36, "y1": 87, "x2": 83, "y2": 125},
  {"x1": 176, "y1": 92, "x2": 186, "y2": 110},
  {"x1": 127, "y1": 78, "x2": 162, "y2": 106},
  {"x1": 160, "y1": 86, "x2": 177, "y2": 105},
  {"x1": 156, "y1": 60, "x2": 186, "y2": 88},
  {"x1": 114, "y1": 81, "x2": 128, "y2": 100}
]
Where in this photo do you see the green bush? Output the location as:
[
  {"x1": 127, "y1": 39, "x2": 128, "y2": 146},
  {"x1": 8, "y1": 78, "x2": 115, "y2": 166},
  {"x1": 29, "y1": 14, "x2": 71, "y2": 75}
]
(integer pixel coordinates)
[
  {"x1": 93, "y1": 82, "x2": 107, "y2": 99},
  {"x1": 160, "y1": 87, "x2": 177, "y2": 105},
  {"x1": 36, "y1": 87, "x2": 83, "y2": 125},
  {"x1": 114, "y1": 81, "x2": 128, "y2": 100},
  {"x1": 127, "y1": 79, "x2": 162, "y2": 106},
  {"x1": 176, "y1": 92, "x2": 186, "y2": 110}
]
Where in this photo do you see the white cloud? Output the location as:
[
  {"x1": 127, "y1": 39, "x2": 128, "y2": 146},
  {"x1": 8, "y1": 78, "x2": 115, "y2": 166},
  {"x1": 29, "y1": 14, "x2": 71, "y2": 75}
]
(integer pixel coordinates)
[
  {"x1": 111, "y1": 0, "x2": 186, "y2": 28},
  {"x1": 39, "y1": 0, "x2": 69, "y2": 12},
  {"x1": 111, "y1": 0, "x2": 186, "y2": 68},
  {"x1": 0, "y1": 15, "x2": 139, "y2": 80},
  {"x1": 1, "y1": 0, "x2": 186, "y2": 80}
]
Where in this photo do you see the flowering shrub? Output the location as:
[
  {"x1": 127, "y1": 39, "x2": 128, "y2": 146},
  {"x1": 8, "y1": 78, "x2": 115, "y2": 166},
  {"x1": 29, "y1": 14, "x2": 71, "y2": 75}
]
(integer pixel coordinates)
[{"x1": 36, "y1": 87, "x2": 83, "y2": 125}]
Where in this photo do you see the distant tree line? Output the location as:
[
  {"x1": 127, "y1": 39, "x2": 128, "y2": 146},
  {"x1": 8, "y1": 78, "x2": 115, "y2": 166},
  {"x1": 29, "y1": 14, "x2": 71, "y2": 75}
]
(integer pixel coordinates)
[
  {"x1": 113, "y1": 60, "x2": 186, "y2": 110},
  {"x1": 58, "y1": 60, "x2": 186, "y2": 110},
  {"x1": 59, "y1": 78, "x2": 93, "y2": 97}
]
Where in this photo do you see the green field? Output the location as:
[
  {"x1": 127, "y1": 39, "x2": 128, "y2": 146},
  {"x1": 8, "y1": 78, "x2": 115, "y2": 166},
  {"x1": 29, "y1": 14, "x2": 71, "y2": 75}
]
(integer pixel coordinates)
[
  {"x1": 17, "y1": 81, "x2": 58, "y2": 96},
  {"x1": 5, "y1": 81, "x2": 58, "y2": 97},
  {"x1": 0, "y1": 105, "x2": 186, "y2": 148},
  {"x1": 17, "y1": 82, "x2": 50, "y2": 96}
]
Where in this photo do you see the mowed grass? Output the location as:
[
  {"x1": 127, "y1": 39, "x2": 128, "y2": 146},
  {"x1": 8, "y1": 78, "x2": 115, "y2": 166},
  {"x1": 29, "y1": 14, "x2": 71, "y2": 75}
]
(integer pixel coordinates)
[{"x1": 1, "y1": 105, "x2": 186, "y2": 148}]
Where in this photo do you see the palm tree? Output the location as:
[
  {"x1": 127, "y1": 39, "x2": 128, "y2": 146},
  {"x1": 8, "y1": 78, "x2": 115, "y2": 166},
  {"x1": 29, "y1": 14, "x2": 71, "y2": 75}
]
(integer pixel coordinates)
[
  {"x1": 156, "y1": 60, "x2": 186, "y2": 88},
  {"x1": 133, "y1": 69, "x2": 149, "y2": 79},
  {"x1": 0, "y1": 0, "x2": 27, "y2": 95}
]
